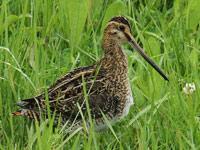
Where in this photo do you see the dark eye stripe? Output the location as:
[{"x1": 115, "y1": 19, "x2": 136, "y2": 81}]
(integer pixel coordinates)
[{"x1": 124, "y1": 33, "x2": 131, "y2": 41}]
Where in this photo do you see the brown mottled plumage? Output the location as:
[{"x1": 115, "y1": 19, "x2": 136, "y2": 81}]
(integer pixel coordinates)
[{"x1": 12, "y1": 16, "x2": 168, "y2": 132}]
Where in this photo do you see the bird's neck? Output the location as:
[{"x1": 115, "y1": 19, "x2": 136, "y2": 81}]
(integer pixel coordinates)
[{"x1": 99, "y1": 38, "x2": 129, "y2": 77}]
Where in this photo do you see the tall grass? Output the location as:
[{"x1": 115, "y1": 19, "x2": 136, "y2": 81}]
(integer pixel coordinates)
[{"x1": 0, "y1": 0, "x2": 200, "y2": 149}]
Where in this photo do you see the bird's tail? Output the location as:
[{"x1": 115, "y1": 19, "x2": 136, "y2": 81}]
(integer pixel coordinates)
[
  {"x1": 12, "y1": 108, "x2": 40, "y2": 120},
  {"x1": 12, "y1": 110, "x2": 23, "y2": 116},
  {"x1": 12, "y1": 100, "x2": 40, "y2": 119}
]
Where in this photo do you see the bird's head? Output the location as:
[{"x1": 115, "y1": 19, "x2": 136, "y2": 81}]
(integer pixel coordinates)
[
  {"x1": 103, "y1": 16, "x2": 169, "y2": 81},
  {"x1": 104, "y1": 16, "x2": 133, "y2": 45}
]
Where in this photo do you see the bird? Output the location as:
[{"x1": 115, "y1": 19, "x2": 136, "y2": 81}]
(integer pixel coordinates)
[{"x1": 12, "y1": 16, "x2": 168, "y2": 132}]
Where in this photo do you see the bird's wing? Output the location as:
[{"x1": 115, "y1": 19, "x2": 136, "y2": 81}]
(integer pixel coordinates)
[
  {"x1": 13, "y1": 64, "x2": 119, "y2": 122},
  {"x1": 20, "y1": 64, "x2": 95, "y2": 105}
]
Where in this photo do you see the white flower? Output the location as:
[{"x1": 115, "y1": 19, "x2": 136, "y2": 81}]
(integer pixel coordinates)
[{"x1": 183, "y1": 83, "x2": 196, "y2": 96}]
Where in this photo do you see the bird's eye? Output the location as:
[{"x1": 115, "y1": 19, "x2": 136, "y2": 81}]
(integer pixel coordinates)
[{"x1": 119, "y1": 25, "x2": 125, "y2": 31}]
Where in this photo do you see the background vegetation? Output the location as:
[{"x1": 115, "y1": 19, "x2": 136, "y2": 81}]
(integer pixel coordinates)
[{"x1": 0, "y1": 0, "x2": 200, "y2": 149}]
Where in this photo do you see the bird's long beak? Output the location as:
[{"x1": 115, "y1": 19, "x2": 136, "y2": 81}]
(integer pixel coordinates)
[{"x1": 129, "y1": 38, "x2": 169, "y2": 81}]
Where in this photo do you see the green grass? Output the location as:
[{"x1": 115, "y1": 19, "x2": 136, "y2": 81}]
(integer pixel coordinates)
[{"x1": 0, "y1": 0, "x2": 200, "y2": 149}]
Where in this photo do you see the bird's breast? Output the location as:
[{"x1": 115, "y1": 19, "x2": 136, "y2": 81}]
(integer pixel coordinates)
[{"x1": 120, "y1": 81, "x2": 134, "y2": 119}]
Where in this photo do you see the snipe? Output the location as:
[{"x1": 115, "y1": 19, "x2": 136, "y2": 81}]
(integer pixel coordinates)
[{"x1": 12, "y1": 16, "x2": 168, "y2": 132}]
